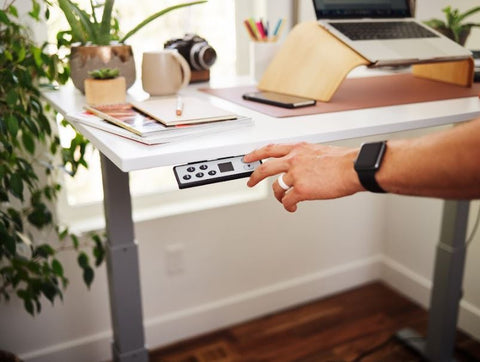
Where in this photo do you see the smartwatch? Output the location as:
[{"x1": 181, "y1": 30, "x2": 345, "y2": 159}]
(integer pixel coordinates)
[{"x1": 354, "y1": 141, "x2": 387, "y2": 193}]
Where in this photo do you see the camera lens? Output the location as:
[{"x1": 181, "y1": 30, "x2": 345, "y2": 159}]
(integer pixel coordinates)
[{"x1": 190, "y1": 42, "x2": 217, "y2": 70}]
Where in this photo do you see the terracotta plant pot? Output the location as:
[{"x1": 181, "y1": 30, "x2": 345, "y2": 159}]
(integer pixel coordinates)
[{"x1": 70, "y1": 44, "x2": 136, "y2": 93}]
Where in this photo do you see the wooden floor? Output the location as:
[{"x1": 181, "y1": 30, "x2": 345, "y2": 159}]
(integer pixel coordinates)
[{"x1": 149, "y1": 282, "x2": 480, "y2": 362}]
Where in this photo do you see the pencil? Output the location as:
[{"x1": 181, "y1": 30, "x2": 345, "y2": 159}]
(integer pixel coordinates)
[
  {"x1": 256, "y1": 21, "x2": 267, "y2": 40},
  {"x1": 243, "y1": 19, "x2": 257, "y2": 41},
  {"x1": 272, "y1": 18, "x2": 285, "y2": 42},
  {"x1": 176, "y1": 96, "x2": 183, "y2": 116},
  {"x1": 248, "y1": 18, "x2": 261, "y2": 40}
]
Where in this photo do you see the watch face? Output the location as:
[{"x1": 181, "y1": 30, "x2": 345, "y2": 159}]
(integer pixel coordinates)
[{"x1": 355, "y1": 142, "x2": 386, "y2": 171}]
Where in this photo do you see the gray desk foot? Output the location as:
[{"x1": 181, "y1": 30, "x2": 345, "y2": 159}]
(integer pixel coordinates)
[
  {"x1": 395, "y1": 328, "x2": 456, "y2": 362},
  {"x1": 101, "y1": 155, "x2": 149, "y2": 362},
  {"x1": 395, "y1": 200, "x2": 469, "y2": 362},
  {"x1": 112, "y1": 343, "x2": 149, "y2": 362},
  {"x1": 395, "y1": 328, "x2": 427, "y2": 359}
]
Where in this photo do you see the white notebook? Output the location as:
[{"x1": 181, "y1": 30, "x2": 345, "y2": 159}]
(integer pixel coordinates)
[{"x1": 131, "y1": 96, "x2": 237, "y2": 126}]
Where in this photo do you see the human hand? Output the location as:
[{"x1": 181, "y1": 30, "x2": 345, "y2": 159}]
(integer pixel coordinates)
[{"x1": 244, "y1": 142, "x2": 363, "y2": 212}]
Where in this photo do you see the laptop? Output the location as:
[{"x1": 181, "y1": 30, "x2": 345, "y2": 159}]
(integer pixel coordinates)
[{"x1": 312, "y1": 0, "x2": 472, "y2": 67}]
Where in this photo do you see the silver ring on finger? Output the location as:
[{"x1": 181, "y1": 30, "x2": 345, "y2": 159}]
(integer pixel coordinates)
[{"x1": 277, "y1": 173, "x2": 291, "y2": 191}]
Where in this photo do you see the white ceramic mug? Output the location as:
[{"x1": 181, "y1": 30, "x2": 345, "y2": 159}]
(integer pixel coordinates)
[{"x1": 141, "y1": 50, "x2": 191, "y2": 96}]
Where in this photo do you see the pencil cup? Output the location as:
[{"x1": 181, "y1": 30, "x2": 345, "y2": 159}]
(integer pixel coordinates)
[{"x1": 249, "y1": 41, "x2": 282, "y2": 82}]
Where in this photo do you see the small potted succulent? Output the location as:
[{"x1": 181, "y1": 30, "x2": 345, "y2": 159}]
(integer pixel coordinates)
[
  {"x1": 84, "y1": 67, "x2": 125, "y2": 106},
  {"x1": 424, "y1": 5, "x2": 480, "y2": 46}
]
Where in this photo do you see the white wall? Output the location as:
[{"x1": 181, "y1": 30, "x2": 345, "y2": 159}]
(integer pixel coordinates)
[{"x1": 2, "y1": 1, "x2": 480, "y2": 361}]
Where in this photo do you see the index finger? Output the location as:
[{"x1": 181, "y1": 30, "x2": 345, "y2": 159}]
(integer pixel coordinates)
[{"x1": 243, "y1": 143, "x2": 296, "y2": 163}]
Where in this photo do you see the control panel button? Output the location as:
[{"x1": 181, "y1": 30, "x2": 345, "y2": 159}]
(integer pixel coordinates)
[
  {"x1": 200, "y1": 164, "x2": 208, "y2": 170},
  {"x1": 187, "y1": 166, "x2": 195, "y2": 172},
  {"x1": 196, "y1": 172, "x2": 204, "y2": 178},
  {"x1": 208, "y1": 170, "x2": 217, "y2": 176},
  {"x1": 183, "y1": 175, "x2": 191, "y2": 180},
  {"x1": 243, "y1": 163, "x2": 254, "y2": 170}
]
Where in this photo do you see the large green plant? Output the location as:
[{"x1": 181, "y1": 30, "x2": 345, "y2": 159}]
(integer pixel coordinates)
[
  {"x1": 57, "y1": 0, "x2": 207, "y2": 46},
  {"x1": 0, "y1": 0, "x2": 105, "y2": 315},
  {"x1": 424, "y1": 5, "x2": 480, "y2": 45}
]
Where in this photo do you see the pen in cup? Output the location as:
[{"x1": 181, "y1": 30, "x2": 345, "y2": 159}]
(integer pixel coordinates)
[
  {"x1": 176, "y1": 96, "x2": 183, "y2": 116},
  {"x1": 243, "y1": 17, "x2": 284, "y2": 42}
]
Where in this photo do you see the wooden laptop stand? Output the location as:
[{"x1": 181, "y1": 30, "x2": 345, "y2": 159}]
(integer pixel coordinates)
[{"x1": 258, "y1": 21, "x2": 474, "y2": 102}]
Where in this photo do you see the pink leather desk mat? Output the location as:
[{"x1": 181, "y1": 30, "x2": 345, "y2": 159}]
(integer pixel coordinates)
[{"x1": 200, "y1": 74, "x2": 480, "y2": 118}]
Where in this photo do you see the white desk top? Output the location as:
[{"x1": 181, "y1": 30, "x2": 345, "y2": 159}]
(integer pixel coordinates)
[{"x1": 43, "y1": 74, "x2": 480, "y2": 172}]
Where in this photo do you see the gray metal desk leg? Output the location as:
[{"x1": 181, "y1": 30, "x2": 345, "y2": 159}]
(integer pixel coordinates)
[
  {"x1": 425, "y1": 199, "x2": 469, "y2": 361},
  {"x1": 396, "y1": 199, "x2": 469, "y2": 362},
  {"x1": 100, "y1": 154, "x2": 149, "y2": 362}
]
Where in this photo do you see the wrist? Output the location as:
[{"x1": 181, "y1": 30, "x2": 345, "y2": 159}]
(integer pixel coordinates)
[
  {"x1": 345, "y1": 148, "x2": 366, "y2": 194},
  {"x1": 353, "y1": 141, "x2": 387, "y2": 193}
]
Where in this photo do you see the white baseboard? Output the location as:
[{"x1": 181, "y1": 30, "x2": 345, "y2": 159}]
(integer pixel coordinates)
[
  {"x1": 22, "y1": 255, "x2": 383, "y2": 362},
  {"x1": 380, "y1": 256, "x2": 432, "y2": 309},
  {"x1": 381, "y1": 255, "x2": 480, "y2": 341}
]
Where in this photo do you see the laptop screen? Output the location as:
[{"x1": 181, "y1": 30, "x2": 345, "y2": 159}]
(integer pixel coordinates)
[{"x1": 312, "y1": 0, "x2": 411, "y2": 19}]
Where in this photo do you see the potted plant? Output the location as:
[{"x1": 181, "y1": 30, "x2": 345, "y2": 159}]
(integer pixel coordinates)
[
  {"x1": 0, "y1": 0, "x2": 104, "y2": 321},
  {"x1": 84, "y1": 67, "x2": 126, "y2": 106},
  {"x1": 56, "y1": 0, "x2": 207, "y2": 92},
  {"x1": 424, "y1": 5, "x2": 480, "y2": 46}
]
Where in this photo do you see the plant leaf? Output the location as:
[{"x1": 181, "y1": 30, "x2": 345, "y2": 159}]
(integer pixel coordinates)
[
  {"x1": 51, "y1": 259, "x2": 64, "y2": 277},
  {"x1": 57, "y1": 0, "x2": 88, "y2": 44},
  {"x1": 41, "y1": 282, "x2": 57, "y2": 303},
  {"x1": 22, "y1": 132, "x2": 35, "y2": 154},
  {"x1": 6, "y1": 89, "x2": 17, "y2": 105},
  {"x1": 77, "y1": 252, "x2": 89, "y2": 268},
  {"x1": 0, "y1": 9, "x2": 10, "y2": 24},
  {"x1": 35, "y1": 244, "x2": 55, "y2": 258},
  {"x1": 9, "y1": 172, "x2": 24, "y2": 200},
  {"x1": 66, "y1": 0, "x2": 100, "y2": 44},
  {"x1": 8, "y1": 5, "x2": 18, "y2": 17},
  {"x1": 28, "y1": 203, "x2": 52, "y2": 228},
  {"x1": 92, "y1": 234, "x2": 105, "y2": 266},
  {"x1": 99, "y1": 0, "x2": 115, "y2": 44},
  {"x1": 458, "y1": 6, "x2": 480, "y2": 24},
  {"x1": 6, "y1": 114, "x2": 19, "y2": 137},
  {"x1": 83, "y1": 266, "x2": 94, "y2": 287},
  {"x1": 28, "y1": 0, "x2": 41, "y2": 20},
  {"x1": 121, "y1": 1, "x2": 207, "y2": 43},
  {"x1": 24, "y1": 297, "x2": 35, "y2": 316},
  {"x1": 71, "y1": 234, "x2": 79, "y2": 249}
]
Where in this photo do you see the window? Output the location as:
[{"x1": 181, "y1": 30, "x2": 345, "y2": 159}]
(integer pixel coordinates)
[{"x1": 49, "y1": 0, "x2": 267, "y2": 232}]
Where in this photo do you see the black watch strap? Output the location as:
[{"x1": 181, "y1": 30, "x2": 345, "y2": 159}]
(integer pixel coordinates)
[
  {"x1": 354, "y1": 141, "x2": 387, "y2": 193},
  {"x1": 356, "y1": 169, "x2": 386, "y2": 193}
]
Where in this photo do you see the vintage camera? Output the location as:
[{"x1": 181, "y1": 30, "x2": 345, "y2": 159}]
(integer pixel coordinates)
[{"x1": 164, "y1": 34, "x2": 217, "y2": 71}]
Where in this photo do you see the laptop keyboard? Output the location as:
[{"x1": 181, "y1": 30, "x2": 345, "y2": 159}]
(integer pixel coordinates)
[{"x1": 328, "y1": 21, "x2": 439, "y2": 40}]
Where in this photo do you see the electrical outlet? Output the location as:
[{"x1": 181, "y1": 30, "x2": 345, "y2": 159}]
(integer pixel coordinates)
[{"x1": 165, "y1": 243, "x2": 185, "y2": 275}]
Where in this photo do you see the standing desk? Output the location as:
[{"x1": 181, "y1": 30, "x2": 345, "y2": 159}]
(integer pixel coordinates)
[{"x1": 43, "y1": 75, "x2": 480, "y2": 362}]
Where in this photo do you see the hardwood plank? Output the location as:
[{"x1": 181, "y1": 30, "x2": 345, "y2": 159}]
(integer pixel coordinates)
[{"x1": 149, "y1": 282, "x2": 480, "y2": 362}]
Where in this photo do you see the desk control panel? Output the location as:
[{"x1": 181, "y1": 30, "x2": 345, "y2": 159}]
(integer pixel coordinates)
[{"x1": 174, "y1": 155, "x2": 262, "y2": 189}]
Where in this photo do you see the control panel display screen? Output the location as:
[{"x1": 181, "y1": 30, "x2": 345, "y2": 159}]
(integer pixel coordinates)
[{"x1": 218, "y1": 162, "x2": 234, "y2": 173}]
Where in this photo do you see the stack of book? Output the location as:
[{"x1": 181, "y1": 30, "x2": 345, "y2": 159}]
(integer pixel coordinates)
[{"x1": 68, "y1": 96, "x2": 252, "y2": 145}]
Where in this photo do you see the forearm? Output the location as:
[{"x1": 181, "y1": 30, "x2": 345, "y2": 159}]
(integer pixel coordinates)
[{"x1": 375, "y1": 120, "x2": 480, "y2": 199}]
